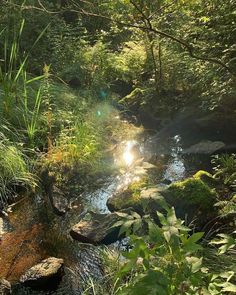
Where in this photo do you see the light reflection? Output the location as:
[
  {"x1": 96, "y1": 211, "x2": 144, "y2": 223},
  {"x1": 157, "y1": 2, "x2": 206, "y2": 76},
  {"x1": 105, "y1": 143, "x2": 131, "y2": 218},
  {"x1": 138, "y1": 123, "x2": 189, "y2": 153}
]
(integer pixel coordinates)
[
  {"x1": 123, "y1": 141, "x2": 137, "y2": 166},
  {"x1": 123, "y1": 150, "x2": 134, "y2": 166}
]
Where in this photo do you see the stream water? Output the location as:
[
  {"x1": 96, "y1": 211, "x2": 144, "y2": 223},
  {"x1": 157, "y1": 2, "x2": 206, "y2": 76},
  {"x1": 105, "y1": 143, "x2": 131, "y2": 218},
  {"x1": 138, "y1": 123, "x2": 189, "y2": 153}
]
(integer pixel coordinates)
[{"x1": 0, "y1": 108, "x2": 213, "y2": 294}]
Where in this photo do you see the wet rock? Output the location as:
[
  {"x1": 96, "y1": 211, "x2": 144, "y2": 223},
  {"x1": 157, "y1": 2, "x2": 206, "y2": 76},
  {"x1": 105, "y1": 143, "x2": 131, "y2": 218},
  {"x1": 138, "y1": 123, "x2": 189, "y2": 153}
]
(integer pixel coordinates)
[
  {"x1": 108, "y1": 163, "x2": 161, "y2": 208},
  {"x1": 20, "y1": 257, "x2": 64, "y2": 289},
  {"x1": 50, "y1": 186, "x2": 69, "y2": 216},
  {"x1": 70, "y1": 210, "x2": 131, "y2": 245},
  {"x1": 145, "y1": 109, "x2": 236, "y2": 155},
  {"x1": 40, "y1": 169, "x2": 69, "y2": 216},
  {"x1": 107, "y1": 170, "x2": 219, "y2": 229},
  {"x1": 0, "y1": 279, "x2": 11, "y2": 295},
  {"x1": 184, "y1": 141, "x2": 225, "y2": 155},
  {"x1": 107, "y1": 187, "x2": 164, "y2": 215},
  {"x1": 162, "y1": 179, "x2": 172, "y2": 185}
]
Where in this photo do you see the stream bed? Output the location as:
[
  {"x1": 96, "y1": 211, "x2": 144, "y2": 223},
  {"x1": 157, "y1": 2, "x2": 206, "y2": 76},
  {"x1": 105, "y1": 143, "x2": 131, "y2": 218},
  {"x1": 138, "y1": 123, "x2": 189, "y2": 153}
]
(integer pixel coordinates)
[{"x1": 0, "y1": 109, "x2": 214, "y2": 294}]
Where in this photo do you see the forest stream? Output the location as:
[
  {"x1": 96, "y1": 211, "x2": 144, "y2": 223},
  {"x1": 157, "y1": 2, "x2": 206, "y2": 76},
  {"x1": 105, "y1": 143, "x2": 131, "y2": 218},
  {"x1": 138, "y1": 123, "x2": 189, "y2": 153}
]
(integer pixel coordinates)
[
  {"x1": 0, "y1": 1, "x2": 236, "y2": 293},
  {"x1": 0, "y1": 106, "x2": 216, "y2": 295}
]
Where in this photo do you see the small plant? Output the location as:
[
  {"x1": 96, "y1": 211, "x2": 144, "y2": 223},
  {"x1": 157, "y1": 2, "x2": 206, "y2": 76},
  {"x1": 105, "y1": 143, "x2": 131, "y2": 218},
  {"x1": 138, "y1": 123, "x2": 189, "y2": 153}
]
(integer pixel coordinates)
[
  {"x1": 211, "y1": 154, "x2": 236, "y2": 218},
  {"x1": 212, "y1": 154, "x2": 236, "y2": 185}
]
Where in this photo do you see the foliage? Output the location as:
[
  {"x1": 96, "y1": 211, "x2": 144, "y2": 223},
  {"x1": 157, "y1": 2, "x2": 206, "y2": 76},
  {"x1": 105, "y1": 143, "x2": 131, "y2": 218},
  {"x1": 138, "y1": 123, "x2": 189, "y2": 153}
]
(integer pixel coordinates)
[
  {"x1": 210, "y1": 154, "x2": 236, "y2": 219},
  {"x1": 0, "y1": 133, "x2": 37, "y2": 208},
  {"x1": 212, "y1": 154, "x2": 236, "y2": 186},
  {"x1": 115, "y1": 206, "x2": 236, "y2": 295},
  {"x1": 44, "y1": 102, "x2": 117, "y2": 177}
]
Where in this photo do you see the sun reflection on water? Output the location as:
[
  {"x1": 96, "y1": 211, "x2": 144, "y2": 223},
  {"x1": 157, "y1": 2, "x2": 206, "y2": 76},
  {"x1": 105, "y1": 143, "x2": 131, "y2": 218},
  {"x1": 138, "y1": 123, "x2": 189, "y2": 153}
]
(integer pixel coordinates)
[{"x1": 123, "y1": 141, "x2": 137, "y2": 166}]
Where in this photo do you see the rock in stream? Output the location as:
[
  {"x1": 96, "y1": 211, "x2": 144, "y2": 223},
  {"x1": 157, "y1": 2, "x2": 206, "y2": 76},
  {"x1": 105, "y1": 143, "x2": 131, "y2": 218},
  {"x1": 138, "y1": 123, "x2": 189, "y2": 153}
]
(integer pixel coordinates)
[
  {"x1": 70, "y1": 210, "x2": 130, "y2": 245},
  {"x1": 0, "y1": 279, "x2": 11, "y2": 295},
  {"x1": 20, "y1": 257, "x2": 64, "y2": 289}
]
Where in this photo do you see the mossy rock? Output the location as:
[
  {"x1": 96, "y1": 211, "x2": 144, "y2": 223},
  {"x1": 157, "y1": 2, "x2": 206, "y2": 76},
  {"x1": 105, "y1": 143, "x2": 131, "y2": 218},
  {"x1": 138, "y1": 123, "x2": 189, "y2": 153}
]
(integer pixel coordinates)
[
  {"x1": 108, "y1": 170, "x2": 219, "y2": 228},
  {"x1": 161, "y1": 171, "x2": 218, "y2": 228},
  {"x1": 193, "y1": 170, "x2": 219, "y2": 188},
  {"x1": 107, "y1": 177, "x2": 149, "y2": 212},
  {"x1": 119, "y1": 88, "x2": 144, "y2": 106},
  {"x1": 107, "y1": 187, "x2": 164, "y2": 215}
]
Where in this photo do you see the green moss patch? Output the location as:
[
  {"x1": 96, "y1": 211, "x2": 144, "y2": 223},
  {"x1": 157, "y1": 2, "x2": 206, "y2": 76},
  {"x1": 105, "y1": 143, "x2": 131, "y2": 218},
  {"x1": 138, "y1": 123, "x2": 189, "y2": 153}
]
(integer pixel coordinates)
[{"x1": 167, "y1": 172, "x2": 217, "y2": 210}]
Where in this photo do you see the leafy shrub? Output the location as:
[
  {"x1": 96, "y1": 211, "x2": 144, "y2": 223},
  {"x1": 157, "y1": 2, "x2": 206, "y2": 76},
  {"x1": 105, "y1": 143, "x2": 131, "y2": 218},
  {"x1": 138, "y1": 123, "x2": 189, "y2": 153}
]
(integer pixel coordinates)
[
  {"x1": 115, "y1": 206, "x2": 236, "y2": 295},
  {"x1": 210, "y1": 154, "x2": 236, "y2": 218}
]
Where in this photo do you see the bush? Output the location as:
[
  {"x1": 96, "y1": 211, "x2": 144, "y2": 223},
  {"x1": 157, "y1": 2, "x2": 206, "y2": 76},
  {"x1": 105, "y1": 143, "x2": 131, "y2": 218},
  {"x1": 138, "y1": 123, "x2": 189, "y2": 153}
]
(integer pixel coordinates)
[{"x1": 115, "y1": 206, "x2": 236, "y2": 295}]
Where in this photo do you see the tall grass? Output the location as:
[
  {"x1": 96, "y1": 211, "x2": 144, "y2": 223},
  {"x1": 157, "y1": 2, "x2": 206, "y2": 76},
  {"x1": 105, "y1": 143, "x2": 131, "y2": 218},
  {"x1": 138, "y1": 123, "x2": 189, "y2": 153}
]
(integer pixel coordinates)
[
  {"x1": 0, "y1": 19, "x2": 48, "y2": 145},
  {"x1": 0, "y1": 20, "x2": 26, "y2": 121},
  {"x1": 0, "y1": 133, "x2": 37, "y2": 208},
  {"x1": 22, "y1": 70, "x2": 44, "y2": 147},
  {"x1": 47, "y1": 120, "x2": 102, "y2": 169}
]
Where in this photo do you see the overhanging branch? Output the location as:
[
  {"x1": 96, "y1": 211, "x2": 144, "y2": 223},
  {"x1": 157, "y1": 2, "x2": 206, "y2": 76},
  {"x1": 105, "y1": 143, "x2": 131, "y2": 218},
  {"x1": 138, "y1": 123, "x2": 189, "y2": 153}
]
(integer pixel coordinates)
[{"x1": 4, "y1": 0, "x2": 235, "y2": 76}]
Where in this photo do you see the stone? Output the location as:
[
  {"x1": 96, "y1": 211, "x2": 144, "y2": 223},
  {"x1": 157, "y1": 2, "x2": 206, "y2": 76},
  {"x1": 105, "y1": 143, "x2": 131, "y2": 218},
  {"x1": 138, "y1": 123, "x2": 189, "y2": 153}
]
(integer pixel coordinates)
[
  {"x1": 184, "y1": 141, "x2": 225, "y2": 155},
  {"x1": 50, "y1": 185, "x2": 69, "y2": 216},
  {"x1": 20, "y1": 257, "x2": 64, "y2": 289},
  {"x1": 70, "y1": 210, "x2": 131, "y2": 245},
  {"x1": 0, "y1": 279, "x2": 11, "y2": 295},
  {"x1": 160, "y1": 171, "x2": 218, "y2": 228},
  {"x1": 107, "y1": 170, "x2": 218, "y2": 229},
  {"x1": 107, "y1": 186, "x2": 164, "y2": 215}
]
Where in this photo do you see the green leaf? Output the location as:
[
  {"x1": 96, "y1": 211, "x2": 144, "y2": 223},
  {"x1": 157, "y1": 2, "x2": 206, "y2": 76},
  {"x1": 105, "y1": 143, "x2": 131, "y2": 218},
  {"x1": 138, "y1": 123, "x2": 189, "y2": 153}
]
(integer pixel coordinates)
[
  {"x1": 115, "y1": 212, "x2": 130, "y2": 218},
  {"x1": 166, "y1": 207, "x2": 178, "y2": 225},
  {"x1": 156, "y1": 211, "x2": 167, "y2": 226},
  {"x1": 183, "y1": 232, "x2": 204, "y2": 253},
  {"x1": 186, "y1": 256, "x2": 203, "y2": 273},
  {"x1": 210, "y1": 234, "x2": 235, "y2": 254},
  {"x1": 222, "y1": 282, "x2": 236, "y2": 292},
  {"x1": 119, "y1": 219, "x2": 134, "y2": 236}
]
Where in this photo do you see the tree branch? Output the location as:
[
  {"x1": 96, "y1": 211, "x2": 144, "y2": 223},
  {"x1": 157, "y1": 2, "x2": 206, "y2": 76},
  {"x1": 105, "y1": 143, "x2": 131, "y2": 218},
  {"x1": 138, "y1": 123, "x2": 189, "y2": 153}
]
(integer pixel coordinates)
[{"x1": 4, "y1": 0, "x2": 234, "y2": 76}]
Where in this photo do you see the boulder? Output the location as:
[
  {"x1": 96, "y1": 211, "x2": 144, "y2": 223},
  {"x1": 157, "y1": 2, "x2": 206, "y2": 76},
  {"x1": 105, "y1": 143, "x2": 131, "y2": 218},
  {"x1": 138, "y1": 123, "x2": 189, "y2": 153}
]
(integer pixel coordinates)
[
  {"x1": 49, "y1": 185, "x2": 69, "y2": 216},
  {"x1": 70, "y1": 210, "x2": 131, "y2": 245},
  {"x1": 107, "y1": 186, "x2": 164, "y2": 216},
  {"x1": 160, "y1": 171, "x2": 218, "y2": 228},
  {"x1": 0, "y1": 279, "x2": 11, "y2": 295},
  {"x1": 184, "y1": 141, "x2": 225, "y2": 155},
  {"x1": 107, "y1": 170, "x2": 219, "y2": 229},
  {"x1": 20, "y1": 257, "x2": 64, "y2": 289}
]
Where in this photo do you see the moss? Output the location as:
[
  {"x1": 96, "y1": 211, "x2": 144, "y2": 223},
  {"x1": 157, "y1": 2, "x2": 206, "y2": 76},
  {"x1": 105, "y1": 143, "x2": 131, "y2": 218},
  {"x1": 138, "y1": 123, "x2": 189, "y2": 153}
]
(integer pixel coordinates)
[
  {"x1": 167, "y1": 174, "x2": 217, "y2": 209},
  {"x1": 119, "y1": 88, "x2": 144, "y2": 106},
  {"x1": 193, "y1": 170, "x2": 219, "y2": 188},
  {"x1": 109, "y1": 177, "x2": 149, "y2": 210},
  {"x1": 194, "y1": 170, "x2": 213, "y2": 180},
  {"x1": 128, "y1": 177, "x2": 148, "y2": 195}
]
